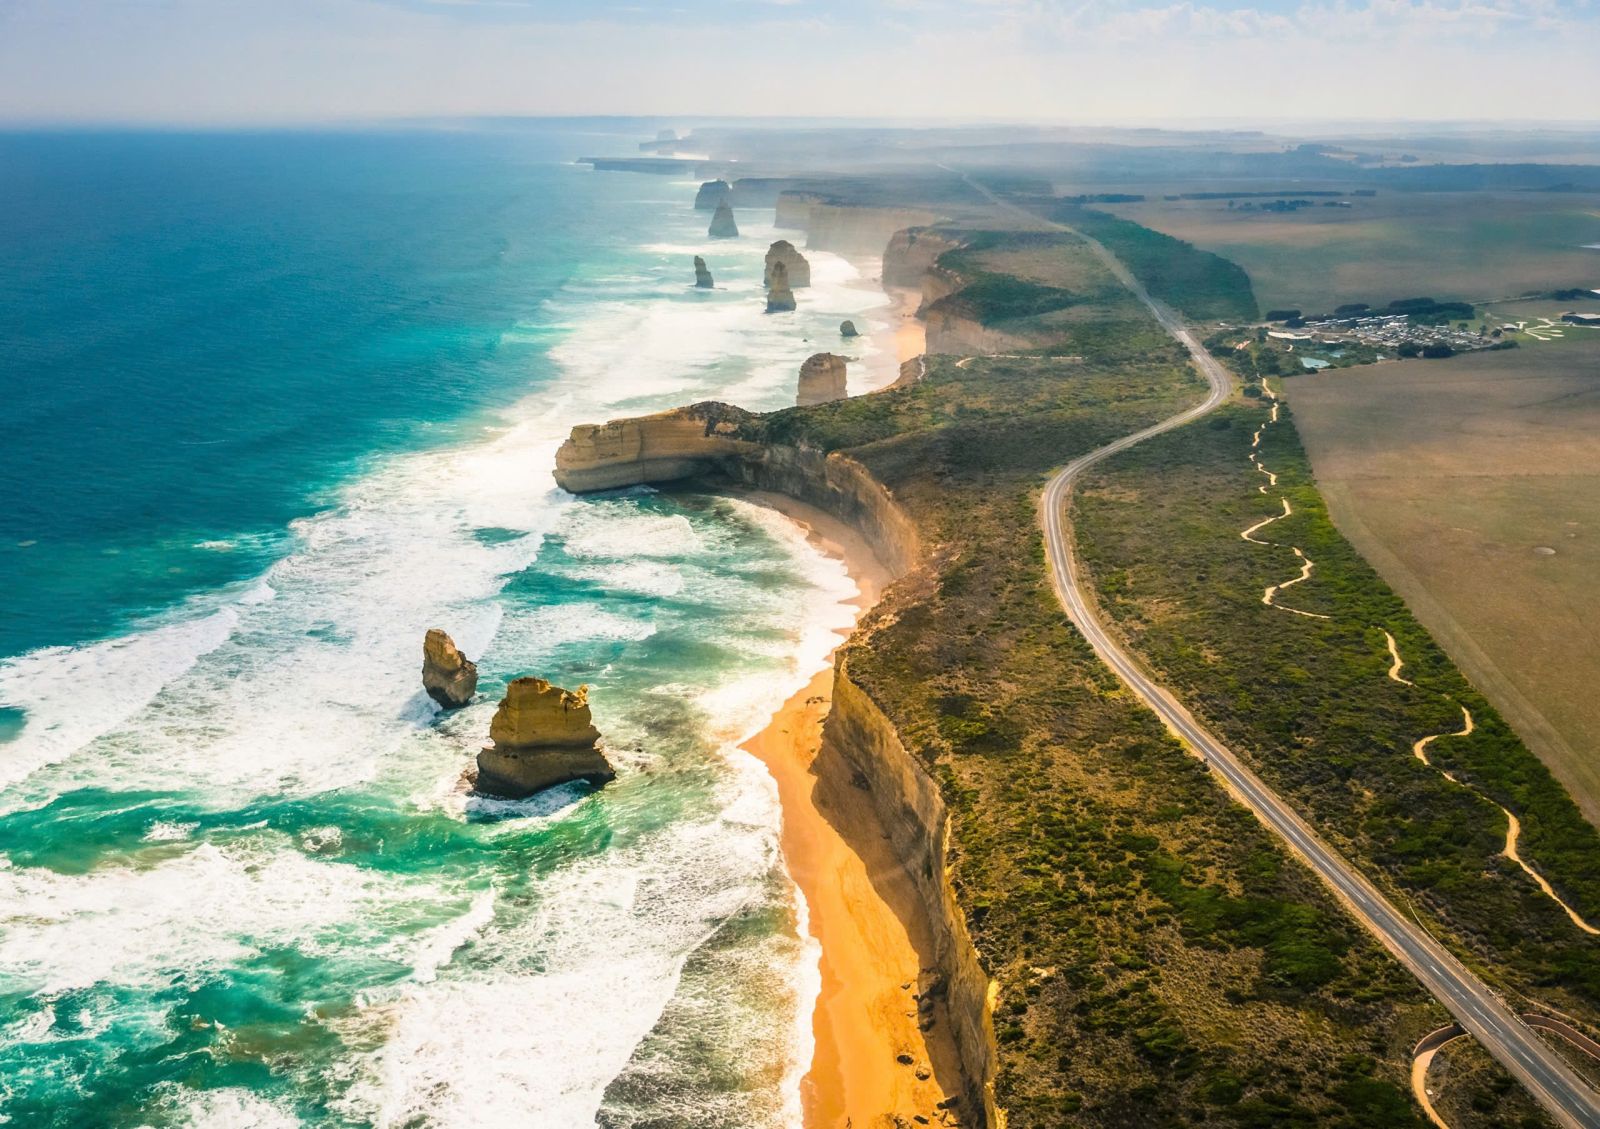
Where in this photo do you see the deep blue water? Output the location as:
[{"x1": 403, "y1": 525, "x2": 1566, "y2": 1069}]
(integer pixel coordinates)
[
  {"x1": 0, "y1": 127, "x2": 896, "y2": 1126},
  {"x1": 1, "y1": 127, "x2": 656, "y2": 655}
]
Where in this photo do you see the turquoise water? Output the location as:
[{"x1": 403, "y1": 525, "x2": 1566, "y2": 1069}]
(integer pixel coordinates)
[{"x1": 0, "y1": 127, "x2": 899, "y2": 1126}]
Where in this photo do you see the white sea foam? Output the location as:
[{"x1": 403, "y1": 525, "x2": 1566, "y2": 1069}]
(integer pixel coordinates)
[
  {"x1": 0, "y1": 185, "x2": 898, "y2": 1125},
  {"x1": 338, "y1": 773, "x2": 788, "y2": 1129},
  {"x1": 143, "y1": 820, "x2": 198, "y2": 843},
  {"x1": 142, "y1": 1085, "x2": 302, "y2": 1129},
  {"x1": 0, "y1": 837, "x2": 432, "y2": 998},
  {"x1": 406, "y1": 889, "x2": 496, "y2": 984},
  {"x1": 0, "y1": 607, "x2": 238, "y2": 794}
]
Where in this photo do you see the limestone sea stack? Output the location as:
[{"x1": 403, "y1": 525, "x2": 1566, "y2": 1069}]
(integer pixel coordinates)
[
  {"x1": 765, "y1": 261, "x2": 797, "y2": 313},
  {"x1": 694, "y1": 178, "x2": 731, "y2": 211},
  {"x1": 708, "y1": 201, "x2": 739, "y2": 239},
  {"x1": 694, "y1": 255, "x2": 714, "y2": 289},
  {"x1": 763, "y1": 240, "x2": 811, "y2": 289},
  {"x1": 475, "y1": 677, "x2": 615, "y2": 799},
  {"x1": 840, "y1": 319, "x2": 859, "y2": 338},
  {"x1": 797, "y1": 353, "x2": 848, "y2": 406},
  {"x1": 422, "y1": 629, "x2": 477, "y2": 709}
]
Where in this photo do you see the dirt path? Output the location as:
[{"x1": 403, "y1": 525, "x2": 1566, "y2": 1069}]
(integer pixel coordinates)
[
  {"x1": 1247, "y1": 380, "x2": 1598, "y2": 936},
  {"x1": 1243, "y1": 385, "x2": 1331, "y2": 620}
]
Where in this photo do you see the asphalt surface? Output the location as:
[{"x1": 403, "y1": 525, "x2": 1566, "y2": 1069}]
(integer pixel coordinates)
[{"x1": 956, "y1": 178, "x2": 1600, "y2": 1128}]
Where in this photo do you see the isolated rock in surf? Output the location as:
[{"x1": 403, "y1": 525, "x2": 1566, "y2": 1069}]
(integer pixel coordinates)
[
  {"x1": 422, "y1": 628, "x2": 478, "y2": 709},
  {"x1": 693, "y1": 255, "x2": 714, "y2": 289},
  {"x1": 708, "y1": 201, "x2": 739, "y2": 239},
  {"x1": 694, "y1": 179, "x2": 731, "y2": 211},
  {"x1": 797, "y1": 353, "x2": 848, "y2": 406},
  {"x1": 475, "y1": 677, "x2": 614, "y2": 799},
  {"x1": 840, "y1": 319, "x2": 859, "y2": 338},
  {"x1": 763, "y1": 240, "x2": 811, "y2": 289},
  {"x1": 765, "y1": 260, "x2": 797, "y2": 313}
]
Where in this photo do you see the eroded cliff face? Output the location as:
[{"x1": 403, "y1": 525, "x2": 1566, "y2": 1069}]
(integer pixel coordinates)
[
  {"x1": 883, "y1": 227, "x2": 965, "y2": 290},
  {"x1": 774, "y1": 190, "x2": 825, "y2": 230},
  {"x1": 553, "y1": 403, "x2": 760, "y2": 494},
  {"x1": 826, "y1": 668, "x2": 1001, "y2": 1129},
  {"x1": 922, "y1": 310, "x2": 1040, "y2": 356},
  {"x1": 804, "y1": 203, "x2": 941, "y2": 257}
]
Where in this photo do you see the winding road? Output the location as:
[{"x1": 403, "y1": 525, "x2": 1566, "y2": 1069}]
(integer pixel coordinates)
[{"x1": 954, "y1": 176, "x2": 1600, "y2": 1129}]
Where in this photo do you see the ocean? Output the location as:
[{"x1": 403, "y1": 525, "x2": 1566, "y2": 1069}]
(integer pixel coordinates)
[{"x1": 0, "y1": 125, "x2": 898, "y2": 1127}]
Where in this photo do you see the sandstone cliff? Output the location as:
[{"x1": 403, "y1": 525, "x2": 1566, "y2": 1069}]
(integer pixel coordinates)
[
  {"x1": 554, "y1": 402, "x2": 761, "y2": 494},
  {"x1": 804, "y1": 204, "x2": 941, "y2": 256},
  {"x1": 765, "y1": 260, "x2": 796, "y2": 313},
  {"x1": 826, "y1": 669, "x2": 1000, "y2": 1128},
  {"x1": 554, "y1": 404, "x2": 918, "y2": 575},
  {"x1": 693, "y1": 255, "x2": 714, "y2": 289},
  {"x1": 552, "y1": 401, "x2": 987, "y2": 1118},
  {"x1": 883, "y1": 227, "x2": 965, "y2": 290},
  {"x1": 763, "y1": 240, "x2": 811, "y2": 289},
  {"x1": 922, "y1": 309, "x2": 1039, "y2": 356},
  {"x1": 694, "y1": 179, "x2": 731, "y2": 210},
  {"x1": 797, "y1": 352, "x2": 848, "y2": 407},
  {"x1": 422, "y1": 628, "x2": 478, "y2": 709},
  {"x1": 476, "y1": 677, "x2": 614, "y2": 799},
  {"x1": 774, "y1": 190, "x2": 825, "y2": 230},
  {"x1": 708, "y1": 200, "x2": 738, "y2": 239}
]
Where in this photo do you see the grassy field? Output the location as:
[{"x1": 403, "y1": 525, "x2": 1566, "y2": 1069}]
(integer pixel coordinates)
[
  {"x1": 1284, "y1": 334, "x2": 1600, "y2": 828},
  {"x1": 1072, "y1": 392, "x2": 1600, "y2": 1045},
  {"x1": 1101, "y1": 192, "x2": 1600, "y2": 312}
]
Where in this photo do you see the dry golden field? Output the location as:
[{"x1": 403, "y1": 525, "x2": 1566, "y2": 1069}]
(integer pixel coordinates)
[{"x1": 1285, "y1": 334, "x2": 1600, "y2": 824}]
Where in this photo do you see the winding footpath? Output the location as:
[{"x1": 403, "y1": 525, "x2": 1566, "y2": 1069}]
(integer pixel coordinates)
[
  {"x1": 1248, "y1": 381, "x2": 1598, "y2": 938},
  {"x1": 954, "y1": 175, "x2": 1600, "y2": 1129}
]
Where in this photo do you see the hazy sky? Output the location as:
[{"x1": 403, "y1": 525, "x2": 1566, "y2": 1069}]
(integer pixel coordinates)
[{"x1": 1, "y1": 0, "x2": 1596, "y2": 125}]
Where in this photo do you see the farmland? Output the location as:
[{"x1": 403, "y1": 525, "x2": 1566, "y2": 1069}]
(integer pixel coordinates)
[{"x1": 1283, "y1": 333, "x2": 1600, "y2": 827}]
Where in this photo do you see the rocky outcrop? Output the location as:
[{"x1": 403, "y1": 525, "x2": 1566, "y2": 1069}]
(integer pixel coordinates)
[
  {"x1": 555, "y1": 402, "x2": 761, "y2": 494},
  {"x1": 708, "y1": 200, "x2": 739, "y2": 239},
  {"x1": 763, "y1": 240, "x2": 811, "y2": 289},
  {"x1": 765, "y1": 261, "x2": 797, "y2": 313},
  {"x1": 554, "y1": 404, "x2": 919, "y2": 576},
  {"x1": 422, "y1": 629, "x2": 478, "y2": 709},
  {"x1": 475, "y1": 677, "x2": 615, "y2": 799},
  {"x1": 797, "y1": 352, "x2": 848, "y2": 406},
  {"x1": 693, "y1": 255, "x2": 714, "y2": 289},
  {"x1": 840, "y1": 319, "x2": 859, "y2": 338},
  {"x1": 694, "y1": 179, "x2": 731, "y2": 211}
]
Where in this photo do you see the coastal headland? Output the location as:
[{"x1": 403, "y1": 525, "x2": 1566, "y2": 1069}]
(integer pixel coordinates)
[{"x1": 554, "y1": 164, "x2": 1600, "y2": 1128}]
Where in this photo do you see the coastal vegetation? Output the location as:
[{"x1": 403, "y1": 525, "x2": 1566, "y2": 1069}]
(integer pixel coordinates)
[
  {"x1": 752, "y1": 344, "x2": 1449, "y2": 1126},
  {"x1": 1283, "y1": 335, "x2": 1600, "y2": 828},
  {"x1": 1072, "y1": 393, "x2": 1600, "y2": 1036},
  {"x1": 1048, "y1": 204, "x2": 1260, "y2": 322},
  {"x1": 706, "y1": 225, "x2": 1486, "y2": 1125}
]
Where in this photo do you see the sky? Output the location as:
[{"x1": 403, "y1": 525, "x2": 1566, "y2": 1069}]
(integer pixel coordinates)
[{"x1": 0, "y1": 0, "x2": 1596, "y2": 125}]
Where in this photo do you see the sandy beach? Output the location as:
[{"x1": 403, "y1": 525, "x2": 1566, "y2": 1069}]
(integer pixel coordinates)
[{"x1": 739, "y1": 491, "x2": 959, "y2": 1129}]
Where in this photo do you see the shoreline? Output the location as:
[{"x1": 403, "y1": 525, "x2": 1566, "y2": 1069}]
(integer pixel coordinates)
[
  {"x1": 736, "y1": 489, "x2": 957, "y2": 1129},
  {"x1": 846, "y1": 259, "x2": 925, "y2": 393}
]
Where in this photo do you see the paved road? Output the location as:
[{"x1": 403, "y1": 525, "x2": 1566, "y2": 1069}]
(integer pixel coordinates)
[{"x1": 958, "y1": 175, "x2": 1600, "y2": 1129}]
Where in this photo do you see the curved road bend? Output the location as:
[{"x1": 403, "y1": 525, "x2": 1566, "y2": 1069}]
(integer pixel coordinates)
[{"x1": 956, "y1": 174, "x2": 1600, "y2": 1129}]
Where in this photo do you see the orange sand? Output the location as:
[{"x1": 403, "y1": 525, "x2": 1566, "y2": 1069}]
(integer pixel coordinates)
[{"x1": 738, "y1": 493, "x2": 956, "y2": 1129}]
